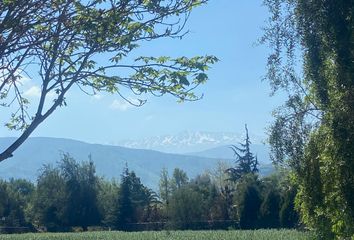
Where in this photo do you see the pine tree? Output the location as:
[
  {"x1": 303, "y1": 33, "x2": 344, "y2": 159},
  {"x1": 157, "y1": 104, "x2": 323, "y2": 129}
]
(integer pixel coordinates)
[
  {"x1": 116, "y1": 167, "x2": 136, "y2": 231},
  {"x1": 226, "y1": 125, "x2": 259, "y2": 182}
]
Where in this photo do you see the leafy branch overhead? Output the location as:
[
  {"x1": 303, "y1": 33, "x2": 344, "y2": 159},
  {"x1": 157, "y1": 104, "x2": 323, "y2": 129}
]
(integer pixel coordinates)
[{"x1": 0, "y1": 0, "x2": 217, "y2": 162}]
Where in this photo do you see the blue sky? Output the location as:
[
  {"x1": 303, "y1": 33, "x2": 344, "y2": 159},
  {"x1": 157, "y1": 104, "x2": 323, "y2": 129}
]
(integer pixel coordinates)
[{"x1": 4, "y1": 0, "x2": 285, "y2": 144}]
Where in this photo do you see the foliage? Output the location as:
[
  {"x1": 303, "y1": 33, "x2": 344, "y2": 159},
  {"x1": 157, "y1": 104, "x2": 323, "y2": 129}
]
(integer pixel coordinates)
[
  {"x1": 158, "y1": 168, "x2": 171, "y2": 205},
  {"x1": 279, "y1": 185, "x2": 299, "y2": 228},
  {"x1": 97, "y1": 179, "x2": 120, "y2": 227},
  {"x1": 115, "y1": 168, "x2": 136, "y2": 230},
  {"x1": 167, "y1": 186, "x2": 204, "y2": 229},
  {"x1": 208, "y1": 161, "x2": 236, "y2": 221},
  {"x1": 0, "y1": 179, "x2": 33, "y2": 231},
  {"x1": 59, "y1": 154, "x2": 101, "y2": 230},
  {"x1": 259, "y1": 175, "x2": 282, "y2": 228},
  {"x1": 0, "y1": 156, "x2": 299, "y2": 232},
  {"x1": 226, "y1": 125, "x2": 259, "y2": 182},
  {"x1": 170, "y1": 168, "x2": 189, "y2": 192},
  {"x1": 116, "y1": 166, "x2": 158, "y2": 230},
  {"x1": 0, "y1": 0, "x2": 218, "y2": 162},
  {"x1": 263, "y1": 0, "x2": 354, "y2": 237},
  {"x1": 32, "y1": 154, "x2": 101, "y2": 231},
  {"x1": 32, "y1": 165, "x2": 67, "y2": 231},
  {"x1": 189, "y1": 174, "x2": 220, "y2": 221},
  {"x1": 234, "y1": 174, "x2": 262, "y2": 229}
]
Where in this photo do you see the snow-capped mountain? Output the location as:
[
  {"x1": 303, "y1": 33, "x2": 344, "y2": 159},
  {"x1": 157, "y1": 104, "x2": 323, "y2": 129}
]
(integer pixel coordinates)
[
  {"x1": 0, "y1": 137, "x2": 273, "y2": 189},
  {"x1": 116, "y1": 131, "x2": 265, "y2": 154}
]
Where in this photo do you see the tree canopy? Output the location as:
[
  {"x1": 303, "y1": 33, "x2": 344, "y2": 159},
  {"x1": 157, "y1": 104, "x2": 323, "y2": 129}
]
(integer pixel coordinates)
[
  {"x1": 0, "y1": 0, "x2": 217, "y2": 162},
  {"x1": 263, "y1": 0, "x2": 354, "y2": 238}
]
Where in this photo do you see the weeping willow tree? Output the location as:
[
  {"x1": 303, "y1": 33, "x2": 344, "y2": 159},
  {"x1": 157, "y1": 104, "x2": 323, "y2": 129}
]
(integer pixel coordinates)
[{"x1": 262, "y1": 0, "x2": 354, "y2": 238}]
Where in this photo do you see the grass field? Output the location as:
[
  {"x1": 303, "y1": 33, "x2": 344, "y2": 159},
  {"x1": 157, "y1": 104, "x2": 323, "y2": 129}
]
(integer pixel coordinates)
[{"x1": 0, "y1": 230, "x2": 315, "y2": 240}]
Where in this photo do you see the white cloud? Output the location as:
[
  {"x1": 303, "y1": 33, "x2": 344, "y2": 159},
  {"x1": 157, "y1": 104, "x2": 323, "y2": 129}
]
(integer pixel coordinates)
[
  {"x1": 16, "y1": 73, "x2": 31, "y2": 85},
  {"x1": 24, "y1": 85, "x2": 41, "y2": 98},
  {"x1": 109, "y1": 99, "x2": 132, "y2": 111},
  {"x1": 93, "y1": 94, "x2": 102, "y2": 100}
]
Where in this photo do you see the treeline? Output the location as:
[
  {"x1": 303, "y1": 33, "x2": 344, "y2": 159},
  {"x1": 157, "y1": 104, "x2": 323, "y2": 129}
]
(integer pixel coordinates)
[{"x1": 0, "y1": 154, "x2": 299, "y2": 233}]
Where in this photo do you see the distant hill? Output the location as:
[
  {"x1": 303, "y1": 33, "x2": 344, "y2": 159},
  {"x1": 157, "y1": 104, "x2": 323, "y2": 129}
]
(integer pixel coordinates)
[{"x1": 0, "y1": 137, "x2": 273, "y2": 189}]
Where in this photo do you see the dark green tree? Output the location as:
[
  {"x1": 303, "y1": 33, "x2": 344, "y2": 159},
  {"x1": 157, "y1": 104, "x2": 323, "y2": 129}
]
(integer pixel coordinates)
[
  {"x1": 59, "y1": 154, "x2": 101, "y2": 230},
  {"x1": 234, "y1": 174, "x2": 262, "y2": 229},
  {"x1": 141, "y1": 188, "x2": 161, "y2": 223},
  {"x1": 259, "y1": 188, "x2": 281, "y2": 228},
  {"x1": 32, "y1": 154, "x2": 101, "y2": 231},
  {"x1": 189, "y1": 174, "x2": 220, "y2": 222},
  {"x1": 116, "y1": 167, "x2": 136, "y2": 231},
  {"x1": 97, "y1": 179, "x2": 120, "y2": 227},
  {"x1": 263, "y1": 0, "x2": 354, "y2": 237},
  {"x1": 116, "y1": 167, "x2": 155, "y2": 230},
  {"x1": 279, "y1": 186, "x2": 299, "y2": 228},
  {"x1": 167, "y1": 186, "x2": 204, "y2": 230},
  {"x1": 226, "y1": 125, "x2": 258, "y2": 182},
  {"x1": 6, "y1": 179, "x2": 35, "y2": 229},
  {"x1": 257, "y1": 174, "x2": 282, "y2": 229},
  {"x1": 0, "y1": 180, "x2": 30, "y2": 232},
  {"x1": 32, "y1": 165, "x2": 66, "y2": 231},
  {"x1": 219, "y1": 185, "x2": 234, "y2": 222}
]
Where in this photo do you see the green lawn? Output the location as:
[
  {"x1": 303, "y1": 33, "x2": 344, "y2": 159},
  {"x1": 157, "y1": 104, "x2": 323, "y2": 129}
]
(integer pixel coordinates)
[{"x1": 0, "y1": 230, "x2": 315, "y2": 240}]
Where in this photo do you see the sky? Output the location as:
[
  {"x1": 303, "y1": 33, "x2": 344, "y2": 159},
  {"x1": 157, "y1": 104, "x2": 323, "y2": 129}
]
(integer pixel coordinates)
[{"x1": 3, "y1": 0, "x2": 286, "y2": 144}]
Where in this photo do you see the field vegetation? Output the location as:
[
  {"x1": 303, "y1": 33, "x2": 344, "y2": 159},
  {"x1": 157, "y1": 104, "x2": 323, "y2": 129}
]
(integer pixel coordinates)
[{"x1": 0, "y1": 230, "x2": 315, "y2": 240}]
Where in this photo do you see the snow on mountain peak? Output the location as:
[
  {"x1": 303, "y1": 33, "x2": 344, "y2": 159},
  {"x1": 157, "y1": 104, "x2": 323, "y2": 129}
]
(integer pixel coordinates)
[{"x1": 116, "y1": 131, "x2": 264, "y2": 154}]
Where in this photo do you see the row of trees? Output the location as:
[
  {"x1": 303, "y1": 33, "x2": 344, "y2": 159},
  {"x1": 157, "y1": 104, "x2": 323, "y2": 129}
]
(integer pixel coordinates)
[
  {"x1": 0, "y1": 130, "x2": 299, "y2": 232},
  {"x1": 159, "y1": 167, "x2": 298, "y2": 230},
  {"x1": 0, "y1": 159, "x2": 298, "y2": 233}
]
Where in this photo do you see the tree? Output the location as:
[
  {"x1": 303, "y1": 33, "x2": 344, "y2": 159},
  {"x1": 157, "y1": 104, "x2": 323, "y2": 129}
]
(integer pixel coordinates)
[
  {"x1": 59, "y1": 154, "x2": 101, "y2": 230},
  {"x1": 5, "y1": 179, "x2": 35, "y2": 228},
  {"x1": 167, "y1": 186, "x2": 204, "y2": 230},
  {"x1": 279, "y1": 185, "x2": 299, "y2": 228},
  {"x1": 226, "y1": 125, "x2": 258, "y2": 182},
  {"x1": 141, "y1": 188, "x2": 161, "y2": 223},
  {"x1": 262, "y1": 0, "x2": 354, "y2": 237},
  {"x1": 170, "y1": 168, "x2": 189, "y2": 192},
  {"x1": 158, "y1": 167, "x2": 171, "y2": 205},
  {"x1": 208, "y1": 161, "x2": 236, "y2": 222},
  {"x1": 234, "y1": 174, "x2": 262, "y2": 229},
  {"x1": 116, "y1": 166, "x2": 154, "y2": 230},
  {"x1": 32, "y1": 165, "x2": 66, "y2": 231},
  {"x1": 0, "y1": 180, "x2": 31, "y2": 232},
  {"x1": 259, "y1": 187, "x2": 281, "y2": 228},
  {"x1": 32, "y1": 154, "x2": 101, "y2": 231},
  {"x1": 189, "y1": 174, "x2": 218, "y2": 221},
  {"x1": 116, "y1": 167, "x2": 136, "y2": 231},
  {"x1": 97, "y1": 178, "x2": 120, "y2": 227},
  {"x1": 0, "y1": 0, "x2": 218, "y2": 162}
]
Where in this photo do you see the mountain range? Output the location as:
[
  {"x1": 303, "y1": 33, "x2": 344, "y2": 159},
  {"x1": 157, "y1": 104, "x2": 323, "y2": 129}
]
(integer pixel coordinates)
[
  {"x1": 0, "y1": 136, "x2": 273, "y2": 189},
  {"x1": 116, "y1": 131, "x2": 266, "y2": 154}
]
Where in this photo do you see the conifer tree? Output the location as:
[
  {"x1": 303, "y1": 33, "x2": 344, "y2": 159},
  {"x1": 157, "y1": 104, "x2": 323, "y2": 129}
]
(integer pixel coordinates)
[{"x1": 226, "y1": 125, "x2": 259, "y2": 182}]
